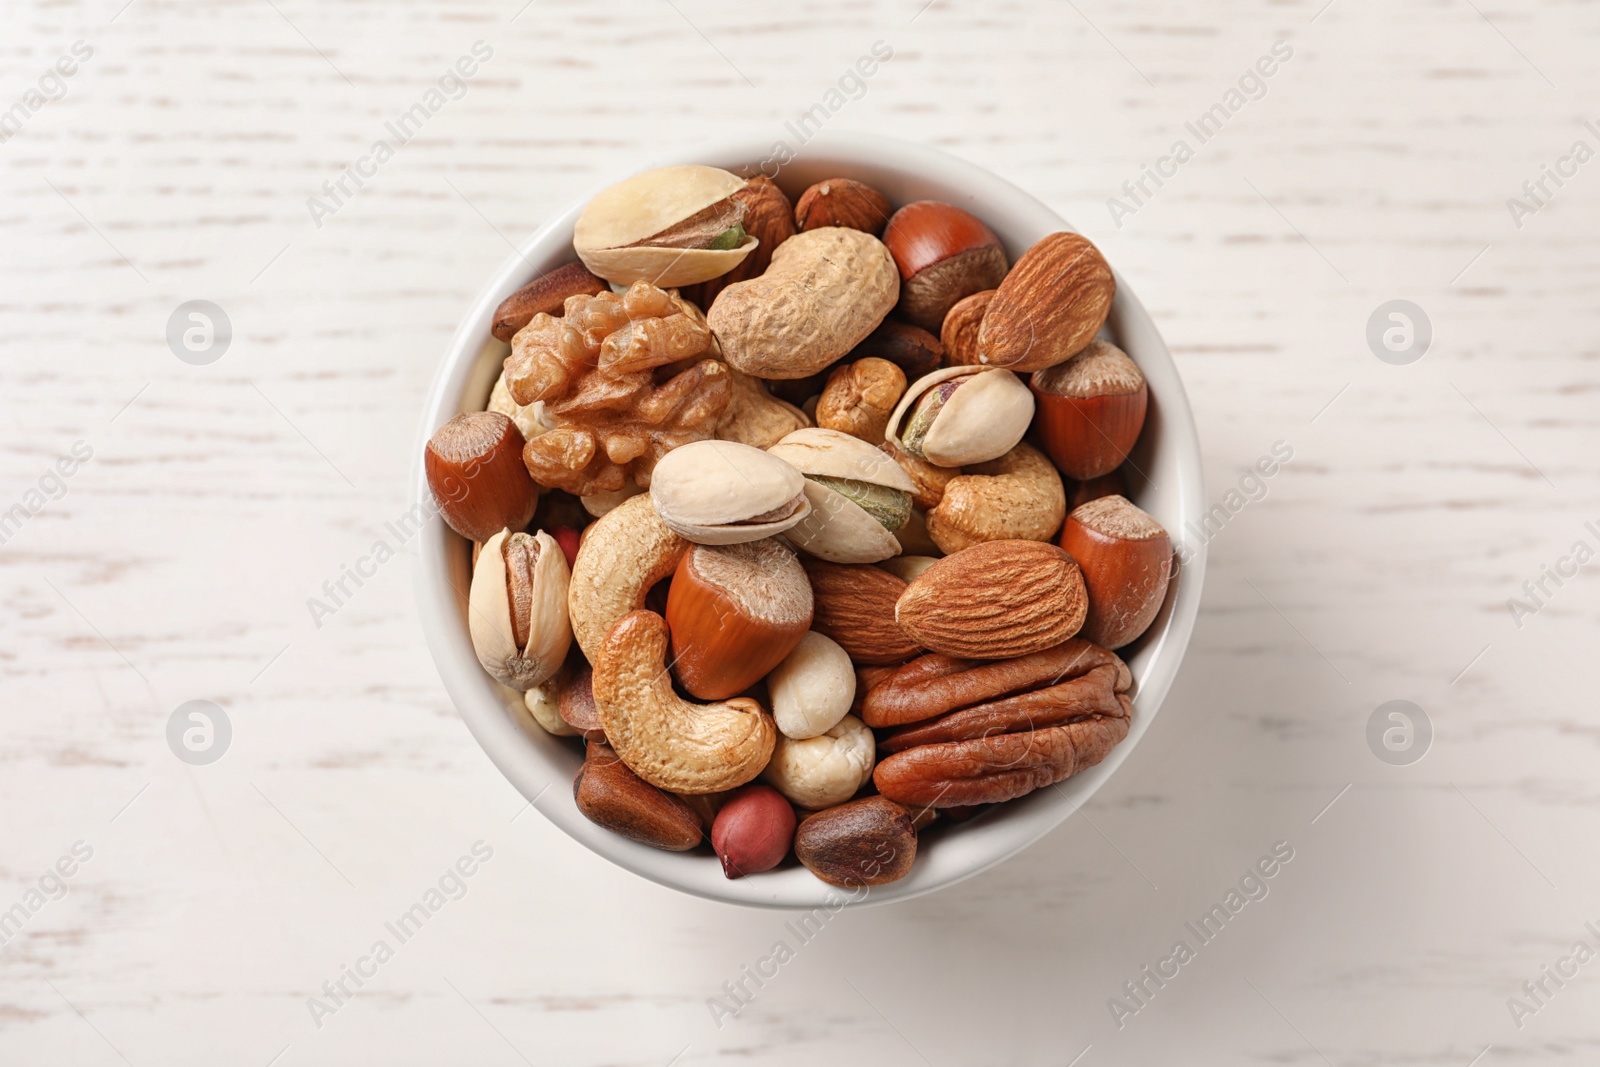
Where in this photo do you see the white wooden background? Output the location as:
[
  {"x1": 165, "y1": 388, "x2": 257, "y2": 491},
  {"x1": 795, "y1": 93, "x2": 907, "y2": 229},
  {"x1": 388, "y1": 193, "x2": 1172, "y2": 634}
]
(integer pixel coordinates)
[{"x1": 3, "y1": 0, "x2": 1598, "y2": 1063}]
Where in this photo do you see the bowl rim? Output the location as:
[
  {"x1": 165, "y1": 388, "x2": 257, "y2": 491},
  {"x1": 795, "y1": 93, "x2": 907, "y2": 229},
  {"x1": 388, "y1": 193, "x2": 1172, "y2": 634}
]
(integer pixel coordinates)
[{"x1": 413, "y1": 130, "x2": 1207, "y2": 909}]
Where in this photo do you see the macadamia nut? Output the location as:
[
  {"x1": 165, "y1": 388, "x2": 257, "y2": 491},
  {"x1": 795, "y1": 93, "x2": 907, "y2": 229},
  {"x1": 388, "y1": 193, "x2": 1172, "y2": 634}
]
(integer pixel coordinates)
[
  {"x1": 762, "y1": 714, "x2": 875, "y2": 809},
  {"x1": 766, "y1": 631, "x2": 855, "y2": 739}
]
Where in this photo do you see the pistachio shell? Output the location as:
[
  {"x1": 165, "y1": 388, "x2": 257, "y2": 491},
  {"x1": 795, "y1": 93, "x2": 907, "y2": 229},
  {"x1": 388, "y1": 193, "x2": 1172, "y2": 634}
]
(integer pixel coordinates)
[
  {"x1": 578, "y1": 236, "x2": 759, "y2": 289},
  {"x1": 766, "y1": 427, "x2": 916, "y2": 493},
  {"x1": 574, "y1": 165, "x2": 747, "y2": 252},
  {"x1": 469, "y1": 529, "x2": 572, "y2": 691},
  {"x1": 783, "y1": 480, "x2": 903, "y2": 564},
  {"x1": 886, "y1": 366, "x2": 1034, "y2": 468},
  {"x1": 650, "y1": 440, "x2": 810, "y2": 545}
]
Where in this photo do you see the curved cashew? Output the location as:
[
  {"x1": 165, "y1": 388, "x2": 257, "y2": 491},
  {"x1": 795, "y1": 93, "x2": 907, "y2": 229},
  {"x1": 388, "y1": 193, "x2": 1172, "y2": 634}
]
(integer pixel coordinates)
[
  {"x1": 568, "y1": 493, "x2": 687, "y2": 660},
  {"x1": 926, "y1": 441, "x2": 1065, "y2": 554},
  {"x1": 593, "y1": 610, "x2": 777, "y2": 794}
]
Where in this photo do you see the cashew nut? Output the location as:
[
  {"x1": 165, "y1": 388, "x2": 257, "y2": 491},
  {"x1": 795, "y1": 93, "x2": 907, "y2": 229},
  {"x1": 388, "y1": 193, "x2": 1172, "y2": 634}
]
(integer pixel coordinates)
[
  {"x1": 593, "y1": 610, "x2": 777, "y2": 794},
  {"x1": 568, "y1": 493, "x2": 687, "y2": 660},
  {"x1": 926, "y1": 441, "x2": 1066, "y2": 554},
  {"x1": 761, "y1": 714, "x2": 876, "y2": 809},
  {"x1": 522, "y1": 676, "x2": 576, "y2": 736}
]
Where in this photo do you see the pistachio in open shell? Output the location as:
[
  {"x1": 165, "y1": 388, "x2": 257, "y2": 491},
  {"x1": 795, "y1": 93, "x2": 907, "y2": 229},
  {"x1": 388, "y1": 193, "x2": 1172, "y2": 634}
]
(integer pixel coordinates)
[
  {"x1": 573, "y1": 165, "x2": 759, "y2": 288},
  {"x1": 649, "y1": 439, "x2": 810, "y2": 545},
  {"x1": 885, "y1": 366, "x2": 1035, "y2": 468},
  {"x1": 469, "y1": 529, "x2": 573, "y2": 691},
  {"x1": 766, "y1": 427, "x2": 916, "y2": 564}
]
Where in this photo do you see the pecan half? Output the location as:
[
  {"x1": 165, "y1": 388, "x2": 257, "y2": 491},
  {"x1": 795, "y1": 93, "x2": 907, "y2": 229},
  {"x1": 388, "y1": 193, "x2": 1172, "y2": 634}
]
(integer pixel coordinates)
[
  {"x1": 873, "y1": 711, "x2": 1130, "y2": 808},
  {"x1": 860, "y1": 638, "x2": 1125, "y2": 728},
  {"x1": 866, "y1": 638, "x2": 1133, "y2": 808}
]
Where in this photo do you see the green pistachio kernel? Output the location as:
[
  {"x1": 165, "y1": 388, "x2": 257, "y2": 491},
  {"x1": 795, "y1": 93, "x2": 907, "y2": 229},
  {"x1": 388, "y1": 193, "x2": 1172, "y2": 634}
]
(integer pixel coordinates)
[
  {"x1": 706, "y1": 222, "x2": 745, "y2": 251},
  {"x1": 899, "y1": 380, "x2": 965, "y2": 457},
  {"x1": 810, "y1": 476, "x2": 912, "y2": 532}
]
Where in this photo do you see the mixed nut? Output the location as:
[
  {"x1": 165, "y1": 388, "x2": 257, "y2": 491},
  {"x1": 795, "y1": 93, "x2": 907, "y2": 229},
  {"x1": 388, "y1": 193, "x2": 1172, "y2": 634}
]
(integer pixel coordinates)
[{"x1": 426, "y1": 163, "x2": 1175, "y2": 889}]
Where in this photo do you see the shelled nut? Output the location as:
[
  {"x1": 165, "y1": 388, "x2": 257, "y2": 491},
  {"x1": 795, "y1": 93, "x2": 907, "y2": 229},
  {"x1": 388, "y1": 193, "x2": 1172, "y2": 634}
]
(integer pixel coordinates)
[
  {"x1": 976, "y1": 232, "x2": 1114, "y2": 372},
  {"x1": 940, "y1": 288, "x2": 995, "y2": 366},
  {"x1": 712, "y1": 785, "x2": 797, "y2": 878},
  {"x1": 592, "y1": 610, "x2": 776, "y2": 794},
  {"x1": 491, "y1": 261, "x2": 608, "y2": 343},
  {"x1": 793, "y1": 796, "x2": 917, "y2": 888},
  {"x1": 815, "y1": 358, "x2": 907, "y2": 444},
  {"x1": 925, "y1": 442, "x2": 1066, "y2": 554},
  {"x1": 766, "y1": 631, "x2": 856, "y2": 739},
  {"x1": 895, "y1": 540, "x2": 1086, "y2": 660},
  {"x1": 763, "y1": 714, "x2": 875, "y2": 809},
  {"x1": 800, "y1": 558, "x2": 922, "y2": 666}
]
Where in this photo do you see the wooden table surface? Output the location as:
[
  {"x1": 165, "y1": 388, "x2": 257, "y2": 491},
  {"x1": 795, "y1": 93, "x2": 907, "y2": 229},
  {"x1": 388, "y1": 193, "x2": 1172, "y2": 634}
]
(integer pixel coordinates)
[{"x1": 4, "y1": 0, "x2": 1598, "y2": 1063}]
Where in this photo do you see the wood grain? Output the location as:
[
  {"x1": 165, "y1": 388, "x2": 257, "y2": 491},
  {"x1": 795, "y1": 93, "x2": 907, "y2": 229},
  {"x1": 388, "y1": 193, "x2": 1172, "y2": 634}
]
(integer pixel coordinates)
[{"x1": 2, "y1": 0, "x2": 1599, "y2": 1063}]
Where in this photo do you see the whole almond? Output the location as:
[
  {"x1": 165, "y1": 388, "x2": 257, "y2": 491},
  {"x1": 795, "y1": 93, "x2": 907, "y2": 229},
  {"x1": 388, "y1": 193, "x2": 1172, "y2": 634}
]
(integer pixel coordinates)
[
  {"x1": 800, "y1": 558, "x2": 922, "y2": 665},
  {"x1": 573, "y1": 739, "x2": 704, "y2": 851},
  {"x1": 490, "y1": 261, "x2": 608, "y2": 342},
  {"x1": 793, "y1": 796, "x2": 917, "y2": 887},
  {"x1": 794, "y1": 178, "x2": 893, "y2": 234},
  {"x1": 976, "y1": 233, "x2": 1114, "y2": 372},
  {"x1": 895, "y1": 540, "x2": 1087, "y2": 659},
  {"x1": 941, "y1": 289, "x2": 995, "y2": 367}
]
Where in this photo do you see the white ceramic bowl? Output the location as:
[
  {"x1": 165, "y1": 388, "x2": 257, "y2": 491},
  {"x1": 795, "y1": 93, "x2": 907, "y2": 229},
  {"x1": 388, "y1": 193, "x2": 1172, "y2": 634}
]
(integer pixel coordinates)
[{"x1": 414, "y1": 132, "x2": 1206, "y2": 908}]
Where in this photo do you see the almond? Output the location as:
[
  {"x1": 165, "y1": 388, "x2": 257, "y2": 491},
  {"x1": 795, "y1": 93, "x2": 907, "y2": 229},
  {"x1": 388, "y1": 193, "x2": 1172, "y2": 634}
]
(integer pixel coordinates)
[
  {"x1": 490, "y1": 261, "x2": 608, "y2": 342},
  {"x1": 800, "y1": 558, "x2": 922, "y2": 665},
  {"x1": 941, "y1": 288, "x2": 995, "y2": 367},
  {"x1": 894, "y1": 540, "x2": 1087, "y2": 659},
  {"x1": 975, "y1": 233, "x2": 1114, "y2": 373}
]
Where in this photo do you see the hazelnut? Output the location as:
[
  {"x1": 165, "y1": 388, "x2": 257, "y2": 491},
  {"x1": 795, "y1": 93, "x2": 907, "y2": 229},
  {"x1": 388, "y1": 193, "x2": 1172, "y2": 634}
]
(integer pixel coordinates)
[
  {"x1": 815, "y1": 358, "x2": 907, "y2": 444},
  {"x1": 846, "y1": 319, "x2": 945, "y2": 381},
  {"x1": 665, "y1": 539, "x2": 812, "y2": 701},
  {"x1": 794, "y1": 178, "x2": 892, "y2": 234},
  {"x1": 424, "y1": 412, "x2": 539, "y2": 543},
  {"x1": 881, "y1": 201, "x2": 1009, "y2": 333},
  {"x1": 1059, "y1": 494, "x2": 1171, "y2": 649},
  {"x1": 1029, "y1": 338, "x2": 1148, "y2": 479}
]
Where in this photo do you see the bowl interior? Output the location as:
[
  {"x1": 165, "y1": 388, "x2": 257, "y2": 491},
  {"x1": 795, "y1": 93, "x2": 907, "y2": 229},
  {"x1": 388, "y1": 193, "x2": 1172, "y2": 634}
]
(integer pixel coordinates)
[{"x1": 414, "y1": 131, "x2": 1207, "y2": 908}]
